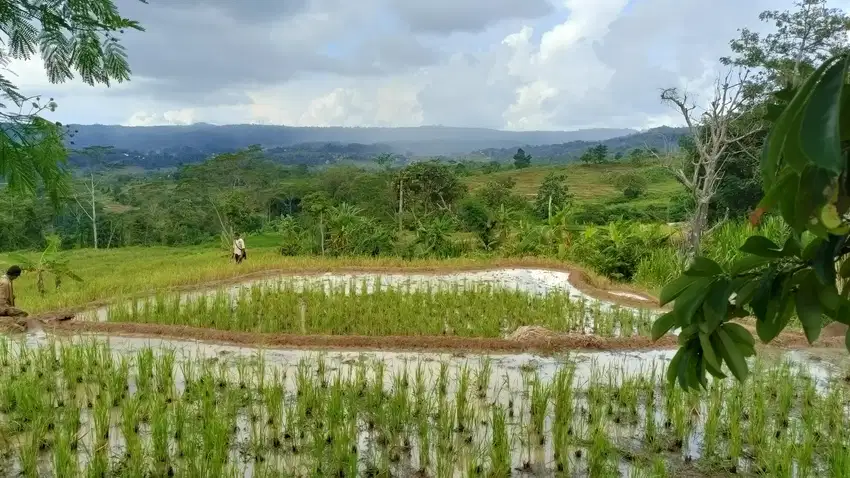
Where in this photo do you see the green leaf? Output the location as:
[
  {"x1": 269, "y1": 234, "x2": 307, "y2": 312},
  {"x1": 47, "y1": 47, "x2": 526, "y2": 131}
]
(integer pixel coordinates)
[
  {"x1": 703, "y1": 278, "x2": 732, "y2": 332},
  {"x1": 780, "y1": 236, "x2": 802, "y2": 258},
  {"x1": 761, "y1": 56, "x2": 842, "y2": 188},
  {"x1": 733, "y1": 278, "x2": 759, "y2": 306},
  {"x1": 683, "y1": 257, "x2": 724, "y2": 277},
  {"x1": 721, "y1": 322, "x2": 755, "y2": 348},
  {"x1": 705, "y1": 335, "x2": 728, "y2": 379},
  {"x1": 797, "y1": 276, "x2": 824, "y2": 344},
  {"x1": 659, "y1": 274, "x2": 698, "y2": 307},
  {"x1": 699, "y1": 332, "x2": 722, "y2": 371},
  {"x1": 812, "y1": 235, "x2": 841, "y2": 285},
  {"x1": 667, "y1": 348, "x2": 684, "y2": 387},
  {"x1": 779, "y1": 174, "x2": 802, "y2": 232},
  {"x1": 730, "y1": 255, "x2": 773, "y2": 275},
  {"x1": 716, "y1": 327, "x2": 749, "y2": 382},
  {"x1": 754, "y1": 272, "x2": 792, "y2": 343},
  {"x1": 840, "y1": 86, "x2": 850, "y2": 142},
  {"x1": 651, "y1": 312, "x2": 677, "y2": 341},
  {"x1": 750, "y1": 267, "x2": 779, "y2": 324},
  {"x1": 739, "y1": 236, "x2": 783, "y2": 258},
  {"x1": 802, "y1": 236, "x2": 825, "y2": 261},
  {"x1": 756, "y1": 168, "x2": 796, "y2": 213},
  {"x1": 673, "y1": 278, "x2": 714, "y2": 326},
  {"x1": 800, "y1": 56, "x2": 848, "y2": 173},
  {"x1": 818, "y1": 286, "x2": 842, "y2": 312},
  {"x1": 795, "y1": 166, "x2": 833, "y2": 233}
]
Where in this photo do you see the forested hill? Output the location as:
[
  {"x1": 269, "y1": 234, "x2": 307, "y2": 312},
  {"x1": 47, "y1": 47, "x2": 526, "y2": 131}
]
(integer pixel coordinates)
[
  {"x1": 66, "y1": 124, "x2": 636, "y2": 156},
  {"x1": 469, "y1": 126, "x2": 689, "y2": 161},
  {"x1": 64, "y1": 125, "x2": 688, "y2": 171}
]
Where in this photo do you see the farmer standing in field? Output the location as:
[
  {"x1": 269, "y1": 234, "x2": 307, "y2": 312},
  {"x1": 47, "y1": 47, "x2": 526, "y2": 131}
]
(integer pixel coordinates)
[
  {"x1": 233, "y1": 234, "x2": 247, "y2": 264},
  {"x1": 0, "y1": 266, "x2": 27, "y2": 317}
]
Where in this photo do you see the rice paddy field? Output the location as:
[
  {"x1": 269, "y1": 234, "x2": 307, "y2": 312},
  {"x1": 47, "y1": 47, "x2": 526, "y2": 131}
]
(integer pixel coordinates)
[{"x1": 1, "y1": 249, "x2": 849, "y2": 477}]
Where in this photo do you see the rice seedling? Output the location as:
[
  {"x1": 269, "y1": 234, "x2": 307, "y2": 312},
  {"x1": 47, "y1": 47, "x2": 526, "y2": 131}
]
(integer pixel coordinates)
[
  {"x1": 1, "y1": 336, "x2": 848, "y2": 476},
  {"x1": 105, "y1": 280, "x2": 655, "y2": 339}
]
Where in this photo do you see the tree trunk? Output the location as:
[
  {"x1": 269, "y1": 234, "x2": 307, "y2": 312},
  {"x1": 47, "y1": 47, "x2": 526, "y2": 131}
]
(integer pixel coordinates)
[
  {"x1": 398, "y1": 180, "x2": 404, "y2": 232},
  {"x1": 548, "y1": 195, "x2": 553, "y2": 221},
  {"x1": 91, "y1": 174, "x2": 98, "y2": 249},
  {"x1": 687, "y1": 200, "x2": 710, "y2": 264},
  {"x1": 319, "y1": 212, "x2": 325, "y2": 256}
]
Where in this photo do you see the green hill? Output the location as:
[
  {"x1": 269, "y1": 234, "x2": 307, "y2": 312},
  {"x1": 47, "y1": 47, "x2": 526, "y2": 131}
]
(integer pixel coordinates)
[{"x1": 466, "y1": 161, "x2": 679, "y2": 200}]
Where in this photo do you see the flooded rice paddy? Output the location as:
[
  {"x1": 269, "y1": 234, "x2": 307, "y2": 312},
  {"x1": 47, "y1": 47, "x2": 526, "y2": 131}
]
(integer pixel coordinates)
[
  {"x1": 3, "y1": 268, "x2": 848, "y2": 476},
  {"x1": 1, "y1": 337, "x2": 849, "y2": 477}
]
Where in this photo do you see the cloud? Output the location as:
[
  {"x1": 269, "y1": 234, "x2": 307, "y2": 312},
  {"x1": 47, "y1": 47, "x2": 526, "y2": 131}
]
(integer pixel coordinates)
[
  {"x1": 388, "y1": 0, "x2": 554, "y2": 34},
  {"x1": 5, "y1": 0, "x2": 807, "y2": 130}
]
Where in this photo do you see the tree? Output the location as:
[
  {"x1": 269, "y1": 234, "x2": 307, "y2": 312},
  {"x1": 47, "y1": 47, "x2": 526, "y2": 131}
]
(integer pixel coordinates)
[
  {"x1": 655, "y1": 53, "x2": 850, "y2": 390},
  {"x1": 72, "y1": 146, "x2": 112, "y2": 249},
  {"x1": 579, "y1": 145, "x2": 608, "y2": 164},
  {"x1": 613, "y1": 172, "x2": 648, "y2": 199},
  {"x1": 302, "y1": 191, "x2": 332, "y2": 255},
  {"x1": 479, "y1": 176, "x2": 518, "y2": 210},
  {"x1": 592, "y1": 144, "x2": 609, "y2": 162},
  {"x1": 661, "y1": 69, "x2": 762, "y2": 261},
  {"x1": 721, "y1": 0, "x2": 850, "y2": 98},
  {"x1": 393, "y1": 161, "x2": 466, "y2": 217},
  {"x1": 534, "y1": 173, "x2": 572, "y2": 219},
  {"x1": 513, "y1": 148, "x2": 531, "y2": 169},
  {"x1": 1, "y1": 0, "x2": 144, "y2": 200}
]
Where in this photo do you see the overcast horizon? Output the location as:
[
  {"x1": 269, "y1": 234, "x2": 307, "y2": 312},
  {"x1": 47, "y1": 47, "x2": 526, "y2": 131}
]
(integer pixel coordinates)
[{"x1": 10, "y1": 0, "x2": 847, "y2": 131}]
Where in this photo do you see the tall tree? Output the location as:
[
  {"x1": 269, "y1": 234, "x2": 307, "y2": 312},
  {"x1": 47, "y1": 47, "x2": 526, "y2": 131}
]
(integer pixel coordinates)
[
  {"x1": 534, "y1": 173, "x2": 572, "y2": 220},
  {"x1": 0, "y1": 0, "x2": 144, "y2": 199},
  {"x1": 661, "y1": 70, "x2": 762, "y2": 260},
  {"x1": 721, "y1": 0, "x2": 849, "y2": 97},
  {"x1": 72, "y1": 146, "x2": 112, "y2": 249},
  {"x1": 513, "y1": 148, "x2": 531, "y2": 169}
]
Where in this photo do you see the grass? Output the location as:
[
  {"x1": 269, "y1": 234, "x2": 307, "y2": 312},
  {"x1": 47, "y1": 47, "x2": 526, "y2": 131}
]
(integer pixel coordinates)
[
  {"x1": 463, "y1": 161, "x2": 682, "y2": 204},
  {"x1": 0, "y1": 338, "x2": 848, "y2": 477}
]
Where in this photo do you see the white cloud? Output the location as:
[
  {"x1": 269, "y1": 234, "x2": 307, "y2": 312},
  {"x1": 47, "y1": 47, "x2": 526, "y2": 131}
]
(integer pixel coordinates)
[{"x1": 2, "y1": 0, "x2": 812, "y2": 130}]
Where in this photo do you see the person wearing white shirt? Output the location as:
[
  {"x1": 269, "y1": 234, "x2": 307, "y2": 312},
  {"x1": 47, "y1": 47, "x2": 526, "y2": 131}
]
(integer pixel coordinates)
[{"x1": 233, "y1": 234, "x2": 246, "y2": 264}]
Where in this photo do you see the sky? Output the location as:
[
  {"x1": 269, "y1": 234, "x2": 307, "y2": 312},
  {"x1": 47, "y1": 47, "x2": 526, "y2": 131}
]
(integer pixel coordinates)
[{"x1": 5, "y1": 0, "x2": 840, "y2": 131}]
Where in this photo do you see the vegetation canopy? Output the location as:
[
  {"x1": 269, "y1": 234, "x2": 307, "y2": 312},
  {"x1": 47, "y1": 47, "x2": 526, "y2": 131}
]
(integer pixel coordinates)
[
  {"x1": 0, "y1": 0, "x2": 144, "y2": 199},
  {"x1": 656, "y1": 52, "x2": 850, "y2": 390}
]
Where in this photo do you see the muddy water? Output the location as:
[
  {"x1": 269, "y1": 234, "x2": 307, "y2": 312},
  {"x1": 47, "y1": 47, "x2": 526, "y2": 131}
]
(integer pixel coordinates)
[{"x1": 80, "y1": 268, "x2": 658, "y2": 323}]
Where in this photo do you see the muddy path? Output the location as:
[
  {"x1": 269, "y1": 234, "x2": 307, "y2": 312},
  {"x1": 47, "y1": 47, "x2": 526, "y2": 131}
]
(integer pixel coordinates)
[{"x1": 4, "y1": 317, "x2": 844, "y2": 355}]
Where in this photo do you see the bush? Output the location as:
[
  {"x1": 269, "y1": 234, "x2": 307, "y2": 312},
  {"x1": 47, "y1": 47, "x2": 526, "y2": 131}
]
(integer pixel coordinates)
[{"x1": 567, "y1": 222, "x2": 669, "y2": 281}]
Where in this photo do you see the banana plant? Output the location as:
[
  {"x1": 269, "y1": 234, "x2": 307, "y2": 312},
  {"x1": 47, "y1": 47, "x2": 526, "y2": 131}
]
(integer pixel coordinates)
[{"x1": 9, "y1": 235, "x2": 82, "y2": 295}]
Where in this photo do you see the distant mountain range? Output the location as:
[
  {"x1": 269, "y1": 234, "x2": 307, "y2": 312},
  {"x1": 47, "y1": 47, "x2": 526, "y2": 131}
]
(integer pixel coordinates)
[
  {"x1": 63, "y1": 124, "x2": 689, "y2": 170},
  {"x1": 66, "y1": 124, "x2": 637, "y2": 156}
]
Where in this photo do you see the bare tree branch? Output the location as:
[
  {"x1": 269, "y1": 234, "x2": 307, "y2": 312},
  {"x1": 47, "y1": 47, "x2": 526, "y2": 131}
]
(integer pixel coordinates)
[{"x1": 660, "y1": 67, "x2": 762, "y2": 261}]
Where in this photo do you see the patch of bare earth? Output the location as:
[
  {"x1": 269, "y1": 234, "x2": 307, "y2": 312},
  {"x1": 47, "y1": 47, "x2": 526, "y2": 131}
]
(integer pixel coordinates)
[{"x1": 1, "y1": 317, "x2": 842, "y2": 355}]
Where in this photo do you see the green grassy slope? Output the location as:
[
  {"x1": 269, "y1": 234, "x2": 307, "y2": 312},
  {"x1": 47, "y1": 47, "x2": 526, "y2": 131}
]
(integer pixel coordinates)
[{"x1": 463, "y1": 161, "x2": 683, "y2": 207}]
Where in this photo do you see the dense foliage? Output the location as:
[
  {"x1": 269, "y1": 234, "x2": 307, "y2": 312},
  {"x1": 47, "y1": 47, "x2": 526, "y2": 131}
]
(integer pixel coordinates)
[{"x1": 0, "y1": 0, "x2": 144, "y2": 199}]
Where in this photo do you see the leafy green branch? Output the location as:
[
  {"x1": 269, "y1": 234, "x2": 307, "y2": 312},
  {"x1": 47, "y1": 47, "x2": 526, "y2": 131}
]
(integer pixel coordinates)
[{"x1": 654, "y1": 52, "x2": 850, "y2": 390}]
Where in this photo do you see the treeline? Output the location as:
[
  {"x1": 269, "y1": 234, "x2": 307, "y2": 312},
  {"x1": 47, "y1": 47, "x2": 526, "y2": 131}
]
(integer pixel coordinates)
[
  {"x1": 0, "y1": 143, "x2": 763, "y2": 280},
  {"x1": 471, "y1": 127, "x2": 688, "y2": 162}
]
